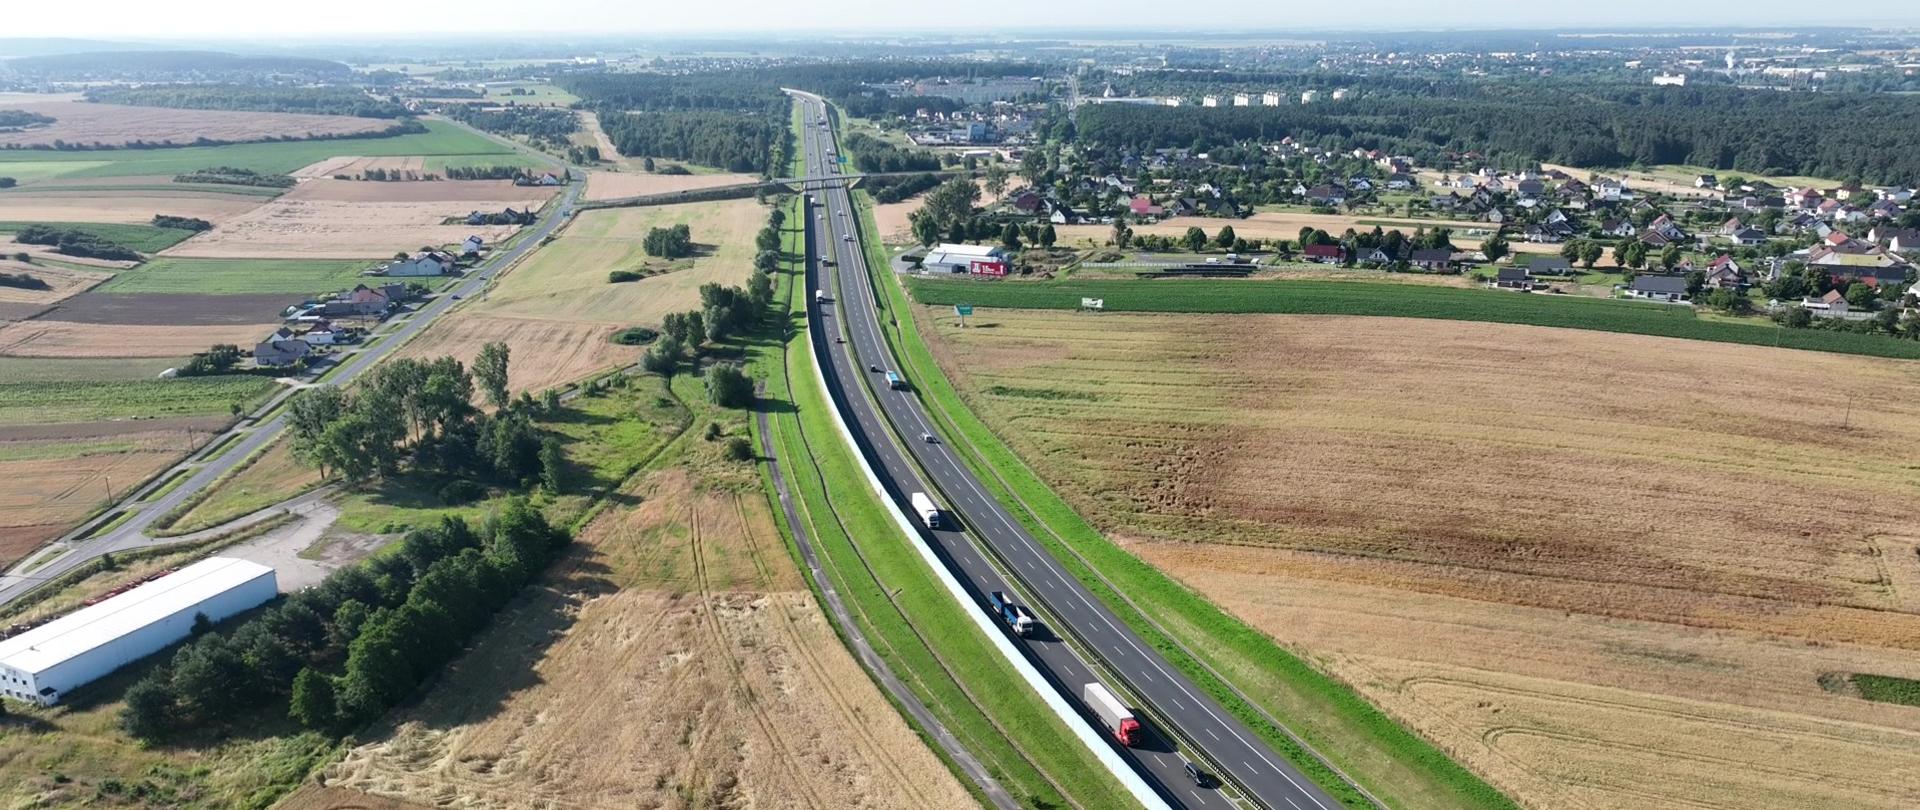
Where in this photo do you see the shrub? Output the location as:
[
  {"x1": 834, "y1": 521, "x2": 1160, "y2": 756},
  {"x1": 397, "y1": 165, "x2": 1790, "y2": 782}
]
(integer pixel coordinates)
[
  {"x1": 610, "y1": 326, "x2": 657, "y2": 345},
  {"x1": 705, "y1": 362, "x2": 753, "y2": 408},
  {"x1": 723, "y1": 437, "x2": 754, "y2": 461},
  {"x1": 608, "y1": 269, "x2": 643, "y2": 283}
]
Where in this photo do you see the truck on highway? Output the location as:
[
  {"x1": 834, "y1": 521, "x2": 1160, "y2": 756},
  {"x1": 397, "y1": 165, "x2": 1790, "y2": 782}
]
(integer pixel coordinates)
[
  {"x1": 987, "y1": 591, "x2": 1036, "y2": 637},
  {"x1": 885, "y1": 371, "x2": 906, "y2": 390},
  {"x1": 909, "y1": 491, "x2": 941, "y2": 529},
  {"x1": 814, "y1": 290, "x2": 825, "y2": 304},
  {"x1": 1082, "y1": 682, "x2": 1143, "y2": 747}
]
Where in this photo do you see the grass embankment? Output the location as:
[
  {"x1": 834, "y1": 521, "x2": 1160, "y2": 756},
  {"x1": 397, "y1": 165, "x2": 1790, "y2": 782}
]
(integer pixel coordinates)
[
  {"x1": 1851, "y1": 674, "x2": 1920, "y2": 708},
  {"x1": 0, "y1": 221, "x2": 199, "y2": 253},
  {"x1": 908, "y1": 277, "x2": 1920, "y2": 361},
  {"x1": 98, "y1": 258, "x2": 371, "y2": 295},
  {"x1": 747, "y1": 198, "x2": 1141, "y2": 809},
  {"x1": 860, "y1": 195, "x2": 1517, "y2": 809}
]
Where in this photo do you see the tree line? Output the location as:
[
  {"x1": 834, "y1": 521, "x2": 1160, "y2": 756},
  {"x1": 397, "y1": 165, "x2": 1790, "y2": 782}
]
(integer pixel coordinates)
[
  {"x1": 174, "y1": 166, "x2": 296, "y2": 188},
  {"x1": 441, "y1": 104, "x2": 578, "y2": 148},
  {"x1": 151, "y1": 215, "x2": 212, "y2": 232},
  {"x1": 0, "y1": 110, "x2": 55, "y2": 129},
  {"x1": 84, "y1": 84, "x2": 409, "y2": 118},
  {"x1": 639, "y1": 204, "x2": 782, "y2": 402},
  {"x1": 595, "y1": 106, "x2": 786, "y2": 174},
  {"x1": 122, "y1": 502, "x2": 569, "y2": 740},
  {"x1": 1073, "y1": 84, "x2": 1920, "y2": 185},
  {"x1": 12, "y1": 225, "x2": 141, "y2": 262},
  {"x1": 642, "y1": 223, "x2": 694, "y2": 258},
  {"x1": 0, "y1": 119, "x2": 426, "y2": 153}
]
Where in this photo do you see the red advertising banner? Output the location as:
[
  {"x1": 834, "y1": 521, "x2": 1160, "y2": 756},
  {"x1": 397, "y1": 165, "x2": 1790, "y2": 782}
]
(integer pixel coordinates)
[{"x1": 969, "y1": 260, "x2": 1008, "y2": 276}]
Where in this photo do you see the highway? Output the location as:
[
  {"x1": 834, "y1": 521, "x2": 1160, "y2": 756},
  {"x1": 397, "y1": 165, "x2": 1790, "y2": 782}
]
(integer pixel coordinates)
[
  {"x1": 790, "y1": 91, "x2": 1345, "y2": 810},
  {"x1": 0, "y1": 178, "x2": 583, "y2": 609}
]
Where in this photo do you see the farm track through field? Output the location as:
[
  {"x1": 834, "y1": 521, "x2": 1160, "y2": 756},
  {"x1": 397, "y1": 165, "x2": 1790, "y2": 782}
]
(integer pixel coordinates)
[
  {"x1": 685, "y1": 499, "x2": 828, "y2": 810},
  {"x1": 730, "y1": 496, "x2": 944, "y2": 809}
]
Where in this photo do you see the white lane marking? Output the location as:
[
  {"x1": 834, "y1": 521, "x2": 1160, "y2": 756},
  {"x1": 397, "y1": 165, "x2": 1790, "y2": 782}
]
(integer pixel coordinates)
[{"x1": 1206, "y1": 727, "x2": 1219, "y2": 741}]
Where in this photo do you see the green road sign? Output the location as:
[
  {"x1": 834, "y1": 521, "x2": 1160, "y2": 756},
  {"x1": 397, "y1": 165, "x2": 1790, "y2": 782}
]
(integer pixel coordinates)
[{"x1": 954, "y1": 304, "x2": 974, "y2": 317}]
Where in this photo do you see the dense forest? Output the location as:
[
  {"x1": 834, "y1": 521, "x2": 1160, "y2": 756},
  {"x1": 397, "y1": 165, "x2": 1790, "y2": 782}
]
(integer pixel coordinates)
[
  {"x1": 596, "y1": 105, "x2": 786, "y2": 173},
  {"x1": 440, "y1": 104, "x2": 577, "y2": 147},
  {"x1": 842, "y1": 132, "x2": 942, "y2": 174},
  {"x1": 3, "y1": 50, "x2": 353, "y2": 82},
  {"x1": 85, "y1": 84, "x2": 408, "y2": 118},
  {"x1": 1074, "y1": 84, "x2": 1920, "y2": 184}
]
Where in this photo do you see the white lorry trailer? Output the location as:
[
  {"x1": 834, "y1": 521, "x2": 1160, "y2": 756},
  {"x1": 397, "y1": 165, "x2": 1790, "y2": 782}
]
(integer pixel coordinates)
[
  {"x1": 1082, "y1": 682, "x2": 1143, "y2": 747},
  {"x1": 909, "y1": 491, "x2": 941, "y2": 529}
]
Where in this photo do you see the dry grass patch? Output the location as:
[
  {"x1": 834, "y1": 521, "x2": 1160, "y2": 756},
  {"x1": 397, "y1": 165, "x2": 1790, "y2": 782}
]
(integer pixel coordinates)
[
  {"x1": 581, "y1": 169, "x2": 759, "y2": 201},
  {"x1": 473, "y1": 198, "x2": 761, "y2": 326},
  {"x1": 392, "y1": 314, "x2": 641, "y2": 395},
  {"x1": 926, "y1": 308, "x2": 1920, "y2": 810},
  {"x1": 318, "y1": 468, "x2": 972, "y2": 810},
  {"x1": 0, "y1": 101, "x2": 390, "y2": 148},
  {"x1": 162, "y1": 197, "x2": 538, "y2": 259},
  {"x1": 0, "y1": 320, "x2": 272, "y2": 357},
  {"x1": 0, "y1": 259, "x2": 109, "y2": 312},
  {"x1": 0, "y1": 423, "x2": 222, "y2": 567},
  {"x1": 0, "y1": 192, "x2": 266, "y2": 225}
]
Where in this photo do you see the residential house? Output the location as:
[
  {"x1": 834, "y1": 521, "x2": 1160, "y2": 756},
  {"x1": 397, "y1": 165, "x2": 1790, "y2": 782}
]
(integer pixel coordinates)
[
  {"x1": 1703, "y1": 255, "x2": 1746, "y2": 289},
  {"x1": 1869, "y1": 227, "x2": 1920, "y2": 253},
  {"x1": 1528, "y1": 257, "x2": 1574, "y2": 276},
  {"x1": 1364, "y1": 245, "x2": 1404, "y2": 264},
  {"x1": 1637, "y1": 228, "x2": 1676, "y2": 248},
  {"x1": 1302, "y1": 244, "x2": 1345, "y2": 264},
  {"x1": 1626, "y1": 275, "x2": 1690, "y2": 302},
  {"x1": 1205, "y1": 197, "x2": 1241, "y2": 218},
  {"x1": 1730, "y1": 227, "x2": 1768, "y2": 246},
  {"x1": 1494, "y1": 267, "x2": 1534, "y2": 290},
  {"x1": 1429, "y1": 193, "x2": 1463, "y2": 210},
  {"x1": 383, "y1": 251, "x2": 453, "y2": 277},
  {"x1": 254, "y1": 336, "x2": 312, "y2": 367},
  {"x1": 460, "y1": 235, "x2": 485, "y2": 257},
  {"x1": 1010, "y1": 191, "x2": 1044, "y2": 214},
  {"x1": 300, "y1": 321, "x2": 346, "y2": 346},
  {"x1": 1718, "y1": 217, "x2": 1745, "y2": 236},
  {"x1": 1385, "y1": 173, "x2": 1416, "y2": 190},
  {"x1": 1695, "y1": 174, "x2": 1718, "y2": 189},
  {"x1": 1800, "y1": 290, "x2": 1852, "y2": 317},
  {"x1": 1303, "y1": 184, "x2": 1348, "y2": 206},
  {"x1": 1169, "y1": 197, "x2": 1202, "y2": 218},
  {"x1": 1127, "y1": 195, "x2": 1164, "y2": 218},
  {"x1": 1409, "y1": 249, "x2": 1453, "y2": 271},
  {"x1": 1600, "y1": 218, "x2": 1636, "y2": 238},
  {"x1": 1048, "y1": 204, "x2": 1080, "y2": 225},
  {"x1": 1515, "y1": 179, "x2": 1546, "y2": 199}
]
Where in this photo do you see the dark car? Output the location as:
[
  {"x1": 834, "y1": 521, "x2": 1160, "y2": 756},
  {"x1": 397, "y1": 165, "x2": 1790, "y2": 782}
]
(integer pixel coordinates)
[{"x1": 1184, "y1": 762, "x2": 1213, "y2": 789}]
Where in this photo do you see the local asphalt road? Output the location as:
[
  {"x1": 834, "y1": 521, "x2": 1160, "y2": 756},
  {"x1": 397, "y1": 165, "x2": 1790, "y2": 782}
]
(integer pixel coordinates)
[
  {"x1": 0, "y1": 179, "x2": 583, "y2": 609},
  {"x1": 790, "y1": 92, "x2": 1343, "y2": 810}
]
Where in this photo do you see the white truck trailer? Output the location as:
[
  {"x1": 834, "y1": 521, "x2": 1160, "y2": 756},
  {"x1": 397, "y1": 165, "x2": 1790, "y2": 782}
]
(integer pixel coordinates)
[
  {"x1": 909, "y1": 491, "x2": 941, "y2": 529},
  {"x1": 1082, "y1": 682, "x2": 1143, "y2": 747}
]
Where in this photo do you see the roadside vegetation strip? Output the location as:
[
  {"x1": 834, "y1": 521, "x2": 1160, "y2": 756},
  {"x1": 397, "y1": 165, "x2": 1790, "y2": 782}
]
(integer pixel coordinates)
[
  {"x1": 0, "y1": 220, "x2": 201, "y2": 253},
  {"x1": 857, "y1": 194, "x2": 1515, "y2": 810},
  {"x1": 907, "y1": 277, "x2": 1920, "y2": 361},
  {"x1": 746, "y1": 207, "x2": 1139, "y2": 810}
]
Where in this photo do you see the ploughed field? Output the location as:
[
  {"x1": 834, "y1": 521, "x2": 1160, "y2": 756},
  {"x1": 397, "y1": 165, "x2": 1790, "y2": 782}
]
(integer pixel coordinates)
[{"x1": 923, "y1": 307, "x2": 1920, "y2": 810}]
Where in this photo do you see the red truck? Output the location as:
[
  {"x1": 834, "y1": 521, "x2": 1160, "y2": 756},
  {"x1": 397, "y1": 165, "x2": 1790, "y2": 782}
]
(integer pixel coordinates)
[{"x1": 1083, "y1": 682, "x2": 1143, "y2": 746}]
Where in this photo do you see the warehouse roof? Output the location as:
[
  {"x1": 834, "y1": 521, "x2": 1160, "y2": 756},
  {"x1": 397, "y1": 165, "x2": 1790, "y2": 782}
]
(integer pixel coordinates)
[
  {"x1": 926, "y1": 243, "x2": 1004, "y2": 258},
  {"x1": 0, "y1": 557, "x2": 273, "y2": 675}
]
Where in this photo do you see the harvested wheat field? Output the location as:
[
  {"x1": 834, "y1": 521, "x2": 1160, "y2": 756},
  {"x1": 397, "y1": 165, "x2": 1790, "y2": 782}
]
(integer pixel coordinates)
[
  {"x1": 0, "y1": 320, "x2": 273, "y2": 358},
  {"x1": 0, "y1": 260, "x2": 108, "y2": 314},
  {"x1": 290, "y1": 156, "x2": 422, "y2": 179},
  {"x1": 392, "y1": 313, "x2": 640, "y2": 394},
  {"x1": 0, "y1": 192, "x2": 267, "y2": 224},
  {"x1": 163, "y1": 197, "x2": 537, "y2": 259},
  {"x1": 925, "y1": 308, "x2": 1920, "y2": 810},
  {"x1": 0, "y1": 421, "x2": 223, "y2": 567},
  {"x1": 474, "y1": 199, "x2": 760, "y2": 325},
  {"x1": 0, "y1": 101, "x2": 391, "y2": 149},
  {"x1": 319, "y1": 468, "x2": 970, "y2": 810},
  {"x1": 282, "y1": 178, "x2": 558, "y2": 204},
  {"x1": 581, "y1": 169, "x2": 760, "y2": 202}
]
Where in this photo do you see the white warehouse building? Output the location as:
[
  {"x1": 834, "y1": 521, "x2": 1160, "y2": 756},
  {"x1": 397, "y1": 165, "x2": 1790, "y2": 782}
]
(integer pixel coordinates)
[
  {"x1": 0, "y1": 558, "x2": 276, "y2": 706},
  {"x1": 921, "y1": 243, "x2": 1009, "y2": 275}
]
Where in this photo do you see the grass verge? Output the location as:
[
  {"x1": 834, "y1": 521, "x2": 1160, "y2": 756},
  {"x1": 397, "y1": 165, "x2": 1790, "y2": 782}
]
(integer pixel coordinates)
[
  {"x1": 860, "y1": 193, "x2": 1519, "y2": 810},
  {"x1": 907, "y1": 276, "x2": 1920, "y2": 361}
]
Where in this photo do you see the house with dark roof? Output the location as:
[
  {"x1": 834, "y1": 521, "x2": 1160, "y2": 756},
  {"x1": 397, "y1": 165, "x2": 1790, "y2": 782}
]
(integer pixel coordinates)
[
  {"x1": 1528, "y1": 257, "x2": 1574, "y2": 276},
  {"x1": 1409, "y1": 248, "x2": 1453, "y2": 271},
  {"x1": 1626, "y1": 275, "x2": 1690, "y2": 302},
  {"x1": 1494, "y1": 267, "x2": 1533, "y2": 290}
]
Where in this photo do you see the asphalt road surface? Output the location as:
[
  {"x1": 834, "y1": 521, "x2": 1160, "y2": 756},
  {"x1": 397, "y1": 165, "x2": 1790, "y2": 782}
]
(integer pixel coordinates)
[
  {"x1": 789, "y1": 91, "x2": 1344, "y2": 810},
  {"x1": 0, "y1": 178, "x2": 583, "y2": 609}
]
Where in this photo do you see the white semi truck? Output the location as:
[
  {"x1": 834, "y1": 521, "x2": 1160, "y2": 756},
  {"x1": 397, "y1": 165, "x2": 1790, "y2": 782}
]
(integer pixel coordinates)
[
  {"x1": 909, "y1": 491, "x2": 941, "y2": 529},
  {"x1": 1082, "y1": 682, "x2": 1143, "y2": 747}
]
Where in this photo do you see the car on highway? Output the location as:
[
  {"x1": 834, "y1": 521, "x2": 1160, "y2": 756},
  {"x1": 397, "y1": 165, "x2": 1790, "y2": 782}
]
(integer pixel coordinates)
[
  {"x1": 843, "y1": 234, "x2": 853, "y2": 242},
  {"x1": 450, "y1": 294, "x2": 463, "y2": 300},
  {"x1": 868, "y1": 364, "x2": 881, "y2": 372},
  {"x1": 1185, "y1": 762, "x2": 1214, "y2": 789},
  {"x1": 921, "y1": 432, "x2": 937, "y2": 444}
]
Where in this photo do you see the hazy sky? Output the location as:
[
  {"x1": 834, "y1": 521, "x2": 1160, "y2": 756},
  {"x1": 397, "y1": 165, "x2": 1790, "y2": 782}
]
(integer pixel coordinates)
[{"x1": 9, "y1": 0, "x2": 1920, "y2": 38}]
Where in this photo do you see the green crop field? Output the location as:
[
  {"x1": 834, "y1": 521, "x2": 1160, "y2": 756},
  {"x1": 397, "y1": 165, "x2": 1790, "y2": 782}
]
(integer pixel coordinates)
[
  {"x1": 97, "y1": 258, "x2": 372, "y2": 295},
  {"x1": 1852, "y1": 674, "x2": 1920, "y2": 708},
  {"x1": 0, "y1": 376, "x2": 277, "y2": 425},
  {"x1": 908, "y1": 277, "x2": 1920, "y2": 360},
  {"x1": 0, "y1": 121, "x2": 517, "y2": 180},
  {"x1": 0, "y1": 182, "x2": 286, "y2": 198},
  {"x1": 0, "y1": 221, "x2": 200, "y2": 253}
]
